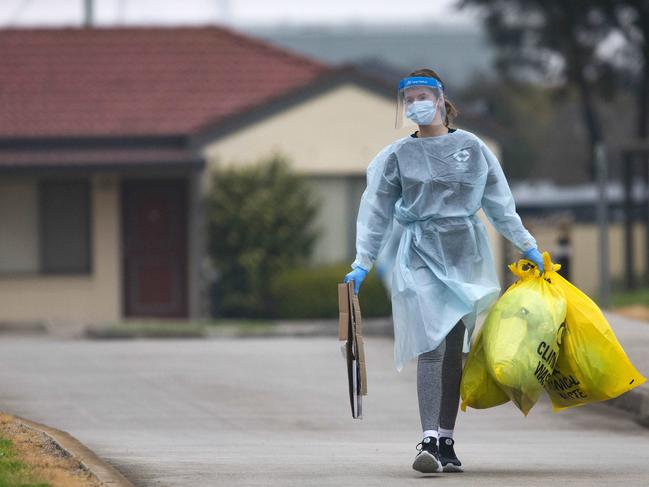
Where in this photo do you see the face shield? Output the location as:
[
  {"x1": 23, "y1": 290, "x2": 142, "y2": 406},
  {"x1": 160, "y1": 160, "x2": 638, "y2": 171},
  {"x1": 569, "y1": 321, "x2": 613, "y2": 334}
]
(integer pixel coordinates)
[{"x1": 395, "y1": 77, "x2": 446, "y2": 128}]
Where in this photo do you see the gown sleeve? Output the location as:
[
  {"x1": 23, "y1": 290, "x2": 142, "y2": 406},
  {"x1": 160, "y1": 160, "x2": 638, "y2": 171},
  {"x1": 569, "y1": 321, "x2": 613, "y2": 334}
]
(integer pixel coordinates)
[
  {"x1": 479, "y1": 140, "x2": 537, "y2": 253},
  {"x1": 351, "y1": 147, "x2": 403, "y2": 271}
]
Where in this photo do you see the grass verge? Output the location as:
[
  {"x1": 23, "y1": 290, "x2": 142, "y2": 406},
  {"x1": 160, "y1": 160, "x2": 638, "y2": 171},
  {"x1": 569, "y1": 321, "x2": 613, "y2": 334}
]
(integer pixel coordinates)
[
  {"x1": 0, "y1": 414, "x2": 100, "y2": 487},
  {"x1": 85, "y1": 319, "x2": 284, "y2": 339},
  {"x1": 611, "y1": 286, "x2": 649, "y2": 309},
  {"x1": 85, "y1": 321, "x2": 208, "y2": 339}
]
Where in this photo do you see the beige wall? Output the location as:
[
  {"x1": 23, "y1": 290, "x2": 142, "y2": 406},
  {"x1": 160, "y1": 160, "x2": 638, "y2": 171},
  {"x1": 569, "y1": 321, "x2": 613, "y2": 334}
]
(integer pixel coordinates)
[
  {"x1": 510, "y1": 220, "x2": 645, "y2": 297},
  {"x1": 202, "y1": 83, "x2": 414, "y2": 176},
  {"x1": 0, "y1": 174, "x2": 121, "y2": 324},
  {"x1": 306, "y1": 177, "x2": 349, "y2": 264}
]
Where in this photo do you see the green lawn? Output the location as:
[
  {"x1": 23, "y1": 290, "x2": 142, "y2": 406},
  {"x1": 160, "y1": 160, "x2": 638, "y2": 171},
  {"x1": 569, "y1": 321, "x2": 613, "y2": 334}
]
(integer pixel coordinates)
[
  {"x1": 0, "y1": 437, "x2": 48, "y2": 487},
  {"x1": 610, "y1": 286, "x2": 649, "y2": 309}
]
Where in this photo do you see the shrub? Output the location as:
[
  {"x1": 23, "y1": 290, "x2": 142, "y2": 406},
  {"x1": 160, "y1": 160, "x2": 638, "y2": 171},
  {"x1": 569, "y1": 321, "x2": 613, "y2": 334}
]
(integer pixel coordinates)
[
  {"x1": 206, "y1": 157, "x2": 319, "y2": 317},
  {"x1": 270, "y1": 263, "x2": 391, "y2": 319}
]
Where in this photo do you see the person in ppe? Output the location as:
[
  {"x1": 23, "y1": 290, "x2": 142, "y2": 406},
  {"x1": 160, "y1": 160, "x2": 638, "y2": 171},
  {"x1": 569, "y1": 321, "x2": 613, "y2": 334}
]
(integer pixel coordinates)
[{"x1": 343, "y1": 68, "x2": 544, "y2": 474}]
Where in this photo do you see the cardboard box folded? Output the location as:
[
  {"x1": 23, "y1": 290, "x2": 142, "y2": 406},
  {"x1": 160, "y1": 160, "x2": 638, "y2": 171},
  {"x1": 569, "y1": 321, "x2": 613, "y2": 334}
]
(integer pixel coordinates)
[{"x1": 338, "y1": 282, "x2": 367, "y2": 419}]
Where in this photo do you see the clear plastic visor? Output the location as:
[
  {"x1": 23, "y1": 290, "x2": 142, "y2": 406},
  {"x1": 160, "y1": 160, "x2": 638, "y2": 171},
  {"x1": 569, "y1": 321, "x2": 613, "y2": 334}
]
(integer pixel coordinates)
[{"x1": 395, "y1": 77, "x2": 446, "y2": 128}]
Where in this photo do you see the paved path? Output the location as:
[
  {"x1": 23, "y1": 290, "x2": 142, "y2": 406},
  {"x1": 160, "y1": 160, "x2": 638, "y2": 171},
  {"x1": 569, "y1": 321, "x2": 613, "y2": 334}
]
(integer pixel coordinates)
[
  {"x1": 602, "y1": 312, "x2": 649, "y2": 377},
  {"x1": 0, "y1": 317, "x2": 648, "y2": 486}
]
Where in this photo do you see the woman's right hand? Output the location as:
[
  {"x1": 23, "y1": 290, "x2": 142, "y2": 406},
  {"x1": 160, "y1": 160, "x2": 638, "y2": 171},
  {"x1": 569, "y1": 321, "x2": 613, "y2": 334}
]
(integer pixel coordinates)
[{"x1": 344, "y1": 266, "x2": 369, "y2": 295}]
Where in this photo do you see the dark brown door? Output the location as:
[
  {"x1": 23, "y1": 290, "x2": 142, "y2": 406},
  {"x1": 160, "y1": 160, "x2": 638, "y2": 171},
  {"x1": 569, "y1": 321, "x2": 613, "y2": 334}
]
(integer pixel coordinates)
[{"x1": 122, "y1": 180, "x2": 188, "y2": 318}]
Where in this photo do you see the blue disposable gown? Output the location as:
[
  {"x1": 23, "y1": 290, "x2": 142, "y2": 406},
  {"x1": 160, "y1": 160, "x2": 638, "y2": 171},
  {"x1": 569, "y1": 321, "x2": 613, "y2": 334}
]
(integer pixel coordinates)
[{"x1": 352, "y1": 129, "x2": 536, "y2": 371}]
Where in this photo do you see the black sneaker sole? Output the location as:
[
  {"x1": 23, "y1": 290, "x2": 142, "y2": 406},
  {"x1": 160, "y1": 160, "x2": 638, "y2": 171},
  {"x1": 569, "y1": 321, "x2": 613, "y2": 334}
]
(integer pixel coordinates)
[{"x1": 412, "y1": 451, "x2": 442, "y2": 473}]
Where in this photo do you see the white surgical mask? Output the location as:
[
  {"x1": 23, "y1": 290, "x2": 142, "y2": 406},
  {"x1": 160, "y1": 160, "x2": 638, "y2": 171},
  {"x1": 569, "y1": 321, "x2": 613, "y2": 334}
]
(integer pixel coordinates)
[{"x1": 406, "y1": 100, "x2": 437, "y2": 125}]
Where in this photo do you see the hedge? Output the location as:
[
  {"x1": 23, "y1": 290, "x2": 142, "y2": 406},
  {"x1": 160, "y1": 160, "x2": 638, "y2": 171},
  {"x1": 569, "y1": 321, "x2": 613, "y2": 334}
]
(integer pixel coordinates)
[{"x1": 270, "y1": 263, "x2": 391, "y2": 319}]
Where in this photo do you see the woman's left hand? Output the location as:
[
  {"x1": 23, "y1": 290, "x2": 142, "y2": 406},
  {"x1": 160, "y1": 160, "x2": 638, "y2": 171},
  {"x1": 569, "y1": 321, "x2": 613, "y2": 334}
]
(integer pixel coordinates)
[{"x1": 522, "y1": 247, "x2": 544, "y2": 273}]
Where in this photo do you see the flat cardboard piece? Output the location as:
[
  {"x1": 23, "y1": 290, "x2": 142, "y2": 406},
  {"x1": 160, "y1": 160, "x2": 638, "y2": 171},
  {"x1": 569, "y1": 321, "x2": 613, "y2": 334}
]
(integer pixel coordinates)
[
  {"x1": 350, "y1": 290, "x2": 367, "y2": 395},
  {"x1": 338, "y1": 284, "x2": 349, "y2": 341},
  {"x1": 338, "y1": 282, "x2": 368, "y2": 418}
]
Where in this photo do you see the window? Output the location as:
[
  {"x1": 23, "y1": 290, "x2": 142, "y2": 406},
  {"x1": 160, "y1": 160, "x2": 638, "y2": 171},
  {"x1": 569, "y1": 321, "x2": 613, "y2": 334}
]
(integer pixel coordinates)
[
  {"x1": 40, "y1": 181, "x2": 91, "y2": 274},
  {"x1": 0, "y1": 179, "x2": 91, "y2": 275}
]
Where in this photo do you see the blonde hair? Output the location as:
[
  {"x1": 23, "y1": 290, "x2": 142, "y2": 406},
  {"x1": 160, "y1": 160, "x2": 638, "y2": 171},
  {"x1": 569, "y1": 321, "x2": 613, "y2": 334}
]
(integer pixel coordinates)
[{"x1": 408, "y1": 68, "x2": 458, "y2": 127}]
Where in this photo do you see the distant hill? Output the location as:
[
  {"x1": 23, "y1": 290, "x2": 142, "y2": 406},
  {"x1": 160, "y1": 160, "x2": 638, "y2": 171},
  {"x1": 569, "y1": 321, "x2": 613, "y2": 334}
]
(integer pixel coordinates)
[{"x1": 243, "y1": 23, "x2": 495, "y2": 89}]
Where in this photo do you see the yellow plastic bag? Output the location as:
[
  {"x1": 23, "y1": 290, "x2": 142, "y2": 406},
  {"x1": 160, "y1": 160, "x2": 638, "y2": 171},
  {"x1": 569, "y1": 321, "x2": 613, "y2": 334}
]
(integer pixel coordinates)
[
  {"x1": 540, "y1": 253, "x2": 647, "y2": 411},
  {"x1": 481, "y1": 259, "x2": 567, "y2": 415},
  {"x1": 460, "y1": 326, "x2": 510, "y2": 411}
]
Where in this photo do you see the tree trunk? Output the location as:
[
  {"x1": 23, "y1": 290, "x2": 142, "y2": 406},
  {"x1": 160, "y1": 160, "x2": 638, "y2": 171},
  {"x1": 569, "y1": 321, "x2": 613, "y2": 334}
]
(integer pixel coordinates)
[
  {"x1": 638, "y1": 7, "x2": 649, "y2": 142},
  {"x1": 574, "y1": 68, "x2": 603, "y2": 180},
  {"x1": 638, "y1": 7, "x2": 649, "y2": 283},
  {"x1": 551, "y1": 1, "x2": 604, "y2": 180}
]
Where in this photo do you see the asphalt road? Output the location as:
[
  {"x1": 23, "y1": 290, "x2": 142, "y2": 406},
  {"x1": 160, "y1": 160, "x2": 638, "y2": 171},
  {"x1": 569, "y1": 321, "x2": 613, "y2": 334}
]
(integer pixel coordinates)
[{"x1": 0, "y1": 335, "x2": 647, "y2": 486}]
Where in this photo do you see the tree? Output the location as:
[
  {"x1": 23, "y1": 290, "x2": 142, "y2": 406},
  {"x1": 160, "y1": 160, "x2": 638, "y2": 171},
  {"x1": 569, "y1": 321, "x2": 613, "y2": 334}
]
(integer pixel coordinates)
[
  {"x1": 458, "y1": 0, "x2": 616, "y2": 178},
  {"x1": 597, "y1": 1, "x2": 649, "y2": 142},
  {"x1": 206, "y1": 157, "x2": 319, "y2": 317},
  {"x1": 596, "y1": 1, "x2": 649, "y2": 190}
]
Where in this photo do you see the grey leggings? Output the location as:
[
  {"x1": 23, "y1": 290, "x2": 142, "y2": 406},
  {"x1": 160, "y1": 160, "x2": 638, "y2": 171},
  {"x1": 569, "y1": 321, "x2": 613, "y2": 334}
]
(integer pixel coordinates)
[{"x1": 417, "y1": 321, "x2": 465, "y2": 432}]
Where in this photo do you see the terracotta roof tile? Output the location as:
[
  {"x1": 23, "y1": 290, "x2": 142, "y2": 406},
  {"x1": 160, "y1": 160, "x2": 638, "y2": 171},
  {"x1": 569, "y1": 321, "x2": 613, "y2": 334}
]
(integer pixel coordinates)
[{"x1": 0, "y1": 27, "x2": 330, "y2": 138}]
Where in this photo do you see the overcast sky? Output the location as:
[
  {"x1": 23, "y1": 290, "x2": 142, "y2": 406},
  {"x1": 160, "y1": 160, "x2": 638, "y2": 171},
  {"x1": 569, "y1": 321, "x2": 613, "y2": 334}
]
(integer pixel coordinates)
[{"x1": 0, "y1": 0, "x2": 478, "y2": 27}]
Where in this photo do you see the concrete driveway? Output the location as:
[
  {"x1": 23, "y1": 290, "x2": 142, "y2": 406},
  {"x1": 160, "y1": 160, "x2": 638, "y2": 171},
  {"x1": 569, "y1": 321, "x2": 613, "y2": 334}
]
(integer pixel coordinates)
[{"x1": 0, "y1": 334, "x2": 648, "y2": 486}]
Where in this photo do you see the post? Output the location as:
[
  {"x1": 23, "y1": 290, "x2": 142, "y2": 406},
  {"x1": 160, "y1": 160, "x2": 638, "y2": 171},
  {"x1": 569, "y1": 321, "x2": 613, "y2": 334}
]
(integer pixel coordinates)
[
  {"x1": 624, "y1": 152, "x2": 635, "y2": 290},
  {"x1": 645, "y1": 152, "x2": 649, "y2": 285},
  {"x1": 555, "y1": 217, "x2": 572, "y2": 282},
  {"x1": 595, "y1": 143, "x2": 610, "y2": 307},
  {"x1": 84, "y1": 0, "x2": 93, "y2": 27}
]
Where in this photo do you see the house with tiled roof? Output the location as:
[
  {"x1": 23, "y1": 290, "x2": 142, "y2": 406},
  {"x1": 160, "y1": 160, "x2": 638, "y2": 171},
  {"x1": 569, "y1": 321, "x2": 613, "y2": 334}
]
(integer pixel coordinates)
[{"x1": 0, "y1": 26, "x2": 425, "y2": 325}]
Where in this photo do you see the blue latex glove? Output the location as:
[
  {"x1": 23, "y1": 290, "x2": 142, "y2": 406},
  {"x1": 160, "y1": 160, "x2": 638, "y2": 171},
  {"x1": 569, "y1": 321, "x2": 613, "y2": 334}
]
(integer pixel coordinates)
[
  {"x1": 344, "y1": 266, "x2": 369, "y2": 295},
  {"x1": 522, "y1": 248, "x2": 544, "y2": 273}
]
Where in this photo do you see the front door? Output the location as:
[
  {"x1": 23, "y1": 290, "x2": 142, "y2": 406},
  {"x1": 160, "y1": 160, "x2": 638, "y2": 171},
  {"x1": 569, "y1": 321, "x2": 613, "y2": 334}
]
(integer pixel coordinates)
[{"x1": 122, "y1": 180, "x2": 188, "y2": 318}]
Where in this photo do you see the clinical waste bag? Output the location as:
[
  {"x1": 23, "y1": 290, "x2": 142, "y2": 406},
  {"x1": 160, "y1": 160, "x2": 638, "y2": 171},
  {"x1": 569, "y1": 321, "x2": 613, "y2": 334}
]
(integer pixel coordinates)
[
  {"x1": 539, "y1": 253, "x2": 646, "y2": 411},
  {"x1": 460, "y1": 326, "x2": 510, "y2": 411},
  {"x1": 461, "y1": 257, "x2": 567, "y2": 415}
]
